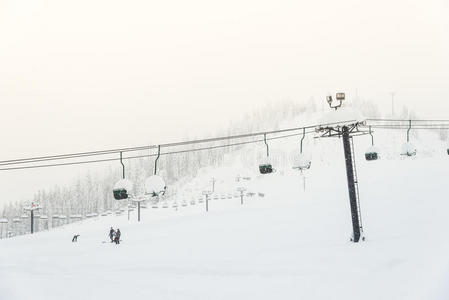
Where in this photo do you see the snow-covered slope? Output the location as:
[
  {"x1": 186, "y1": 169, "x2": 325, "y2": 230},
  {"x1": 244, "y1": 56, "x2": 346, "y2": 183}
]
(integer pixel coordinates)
[{"x1": 2, "y1": 132, "x2": 449, "y2": 300}]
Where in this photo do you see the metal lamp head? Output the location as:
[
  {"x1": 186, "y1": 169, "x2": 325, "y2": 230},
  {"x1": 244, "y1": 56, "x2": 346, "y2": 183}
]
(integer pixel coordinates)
[{"x1": 336, "y1": 93, "x2": 345, "y2": 101}]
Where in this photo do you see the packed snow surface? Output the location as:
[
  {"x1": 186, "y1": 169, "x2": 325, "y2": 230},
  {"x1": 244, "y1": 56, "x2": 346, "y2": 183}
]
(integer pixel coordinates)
[{"x1": 2, "y1": 137, "x2": 449, "y2": 300}]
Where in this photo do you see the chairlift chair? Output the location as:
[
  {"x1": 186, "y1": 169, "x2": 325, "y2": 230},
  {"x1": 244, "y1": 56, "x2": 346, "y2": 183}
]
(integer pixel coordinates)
[
  {"x1": 144, "y1": 175, "x2": 167, "y2": 198},
  {"x1": 293, "y1": 153, "x2": 312, "y2": 170},
  {"x1": 293, "y1": 128, "x2": 313, "y2": 170},
  {"x1": 259, "y1": 133, "x2": 274, "y2": 174},
  {"x1": 113, "y1": 179, "x2": 134, "y2": 200},
  {"x1": 400, "y1": 120, "x2": 416, "y2": 157},
  {"x1": 113, "y1": 152, "x2": 134, "y2": 200},
  {"x1": 259, "y1": 164, "x2": 273, "y2": 174},
  {"x1": 365, "y1": 126, "x2": 380, "y2": 161},
  {"x1": 365, "y1": 146, "x2": 380, "y2": 161},
  {"x1": 401, "y1": 142, "x2": 417, "y2": 157}
]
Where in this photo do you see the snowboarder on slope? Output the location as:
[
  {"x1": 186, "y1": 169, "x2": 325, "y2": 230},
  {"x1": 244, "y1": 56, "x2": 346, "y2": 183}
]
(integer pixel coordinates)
[
  {"x1": 109, "y1": 227, "x2": 115, "y2": 243},
  {"x1": 115, "y1": 229, "x2": 121, "y2": 244}
]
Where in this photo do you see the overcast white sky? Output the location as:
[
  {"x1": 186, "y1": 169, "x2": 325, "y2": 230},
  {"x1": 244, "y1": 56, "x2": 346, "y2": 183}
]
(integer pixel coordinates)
[{"x1": 0, "y1": 0, "x2": 448, "y2": 207}]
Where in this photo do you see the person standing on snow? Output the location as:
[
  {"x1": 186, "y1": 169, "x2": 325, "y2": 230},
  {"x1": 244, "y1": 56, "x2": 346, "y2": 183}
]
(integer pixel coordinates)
[
  {"x1": 109, "y1": 227, "x2": 115, "y2": 243},
  {"x1": 115, "y1": 229, "x2": 121, "y2": 244},
  {"x1": 72, "y1": 234, "x2": 80, "y2": 242}
]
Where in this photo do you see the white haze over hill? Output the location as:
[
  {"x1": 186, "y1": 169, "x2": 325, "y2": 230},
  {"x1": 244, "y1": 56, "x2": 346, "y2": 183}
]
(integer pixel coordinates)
[{"x1": 0, "y1": 0, "x2": 447, "y2": 204}]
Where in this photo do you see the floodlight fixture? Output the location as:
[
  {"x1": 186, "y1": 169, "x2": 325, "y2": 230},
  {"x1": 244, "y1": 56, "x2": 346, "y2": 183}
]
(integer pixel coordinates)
[
  {"x1": 336, "y1": 93, "x2": 345, "y2": 101},
  {"x1": 326, "y1": 92, "x2": 345, "y2": 110}
]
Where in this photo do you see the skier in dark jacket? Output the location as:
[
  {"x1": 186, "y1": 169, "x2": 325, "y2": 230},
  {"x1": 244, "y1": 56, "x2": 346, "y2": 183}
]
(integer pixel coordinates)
[
  {"x1": 109, "y1": 227, "x2": 115, "y2": 243},
  {"x1": 115, "y1": 229, "x2": 121, "y2": 244},
  {"x1": 72, "y1": 234, "x2": 80, "y2": 242}
]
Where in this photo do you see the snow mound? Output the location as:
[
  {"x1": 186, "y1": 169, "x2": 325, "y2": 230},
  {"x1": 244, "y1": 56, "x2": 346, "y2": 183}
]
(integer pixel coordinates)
[
  {"x1": 113, "y1": 179, "x2": 134, "y2": 192},
  {"x1": 365, "y1": 146, "x2": 380, "y2": 154},
  {"x1": 144, "y1": 175, "x2": 166, "y2": 196},
  {"x1": 401, "y1": 142, "x2": 417, "y2": 156},
  {"x1": 293, "y1": 153, "x2": 312, "y2": 170}
]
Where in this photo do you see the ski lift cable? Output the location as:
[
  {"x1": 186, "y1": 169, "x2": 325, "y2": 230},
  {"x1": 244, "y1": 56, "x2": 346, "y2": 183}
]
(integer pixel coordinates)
[
  {"x1": 0, "y1": 145, "x2": 151, "y2": 166},
  {"x1": 0, "y1": 130, "x2": 316, "y2": 171},
  {"x1": 366, "y1": 118, "x2": 449, "y2": 123},
  {"x1": 6, "y1": 118, "x2": 449, "y2": 172},
  {"x1": 362, "y1": 125, "x2": 449, "y2": 130},
  {"x1": 132, "y1": 119, "x2": 355, "y2": 150},
  {"x1": 0, "y1": 119, "x2": 445, "y2": 168},
  {"x1": 0, "y1": 120, "x2": 353, "y2": 167},
  {"x1": 365, "y1": 123, "x2": 449, "y2": 128}
]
